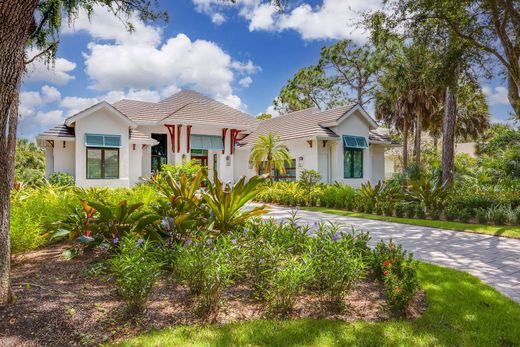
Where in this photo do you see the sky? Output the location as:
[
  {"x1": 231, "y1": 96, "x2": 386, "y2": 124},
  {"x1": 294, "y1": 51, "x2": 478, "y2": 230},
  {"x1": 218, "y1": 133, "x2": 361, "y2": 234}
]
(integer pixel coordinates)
[{"x1": 19, "y1": 0, "x2": 516, "y2": 139}]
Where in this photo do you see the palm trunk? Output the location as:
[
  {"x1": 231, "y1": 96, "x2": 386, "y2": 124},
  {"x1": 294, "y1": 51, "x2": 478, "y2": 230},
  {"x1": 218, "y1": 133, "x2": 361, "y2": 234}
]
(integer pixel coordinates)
[
  {"x1": 402, "y1": 117, "x2": 409, "y2": 170},
  {"x1": 442, "y1": 81, "x2": 458, "y2": 187},
  {"x1": 433, "y1": 135, "x2": 438, "y2": 155},
  {"x1": 0, "y1": 0, "x2": 39, "y2": 306},
  {"x1": 414, "y1": 113, "x2": 422, "y2": 166}
]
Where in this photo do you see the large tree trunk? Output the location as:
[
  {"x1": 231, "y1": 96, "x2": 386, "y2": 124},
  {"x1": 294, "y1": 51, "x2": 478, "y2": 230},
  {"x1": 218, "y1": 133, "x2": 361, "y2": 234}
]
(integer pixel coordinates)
[
  {"x1": 507, "y1": 74, "x2": 520, "y2": 118},
  {"x1": 442, "y1": 82, "x2": 458, "y2": 187},
  {"x1": 0, "y1": 0, "x2": 39, "y2": 306},
  {"x1": 414, "y1": 113, "x2": 422, "y2": 166}
]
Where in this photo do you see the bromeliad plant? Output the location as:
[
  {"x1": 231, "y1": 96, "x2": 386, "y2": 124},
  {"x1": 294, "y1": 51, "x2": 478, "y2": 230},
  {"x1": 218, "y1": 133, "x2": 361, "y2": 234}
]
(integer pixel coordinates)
[
  {"x1": 203, "y1": 172, "x2": 269, "y2": 234},
  {"x1": 406, "y1": 177, "x2": 450, "y2": 215}
]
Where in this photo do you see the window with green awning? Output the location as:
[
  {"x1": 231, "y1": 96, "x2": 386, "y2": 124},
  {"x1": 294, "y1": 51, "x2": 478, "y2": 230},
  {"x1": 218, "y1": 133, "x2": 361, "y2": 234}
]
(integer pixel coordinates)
[
  {"x1": 190, "y1": 134, "x2": 224, "y2": 150},
  {"x1": 343, "y1": 135, "x2": 368, "y2": 149}
]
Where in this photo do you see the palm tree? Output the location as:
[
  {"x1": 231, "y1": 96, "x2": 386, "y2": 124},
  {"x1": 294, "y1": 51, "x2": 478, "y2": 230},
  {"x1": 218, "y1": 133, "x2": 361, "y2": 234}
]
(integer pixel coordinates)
[{"x1": 249, "y1": 133, "x2": 292, "y2": 182}]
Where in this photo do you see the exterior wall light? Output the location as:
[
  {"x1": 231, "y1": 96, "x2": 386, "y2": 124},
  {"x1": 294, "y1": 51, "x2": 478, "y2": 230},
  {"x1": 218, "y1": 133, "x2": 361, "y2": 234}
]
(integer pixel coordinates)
[
  {"x1": 226, "y1": 155, "x2": 231, "y2": 166},
  {"x1": 298, "y1": 156, "x2": 304, "y2": 167}
]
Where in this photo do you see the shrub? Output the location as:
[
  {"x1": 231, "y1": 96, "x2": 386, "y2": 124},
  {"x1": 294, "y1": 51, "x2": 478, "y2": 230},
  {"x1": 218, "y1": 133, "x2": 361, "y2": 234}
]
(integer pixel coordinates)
[
  {"x1": 395, "y1": 204, "x2": 405, "y2": 218},
  {"x1": 299, "y1": 169, "x2": 322, "y2": 190},
  {"x1": 476, "y1": 208, "x2": 488, "y2": 224},
  {"x1": 309, "y1": 225, "x2": 369, "y2": 305},
  {"x1": 457, "y1": 209, "x2": 471, "y2": 223},
  {"x1": 160, "y1": 160, "x2": 201, "y2": 180},
  {"x1": 516, "y1": 207, "x2": 520, "y2": 225},
  {"x1": 405, "y1": 204, "x2": 416, "y2": 219},
  {"x1": 372, "y1": 239, "x2": 418, "y2": 314},
  {"x1": 382, "y1": 203, "x2": 394, "y2": 217},
  {"x1": 109, "y1": 237, "x2": 162, "y2": 313},
  {"x1": 265, "y1": 255, "x2": 312, "y2": 315},
  {"x1": 176, "y1": 234, "x2": 238, "y2": 314},
  {"x1": 444, "y1": 206, "x2": 457, "y2": 221},
  {"x1": 416, "y1": 207, "x2": 426, "y2": 219},
  {"x1": 375, "y1": 205, "x2": 383, "y2": 215},
  {"x1": 48, "y1": 172, "x2": 75, "y2": 186},
  {"x1": 429, "y1": 209, "x2": 441, "y2": 220},
  {"x1": 487, "y1": 205, "x2": 508, "y2": 225}
]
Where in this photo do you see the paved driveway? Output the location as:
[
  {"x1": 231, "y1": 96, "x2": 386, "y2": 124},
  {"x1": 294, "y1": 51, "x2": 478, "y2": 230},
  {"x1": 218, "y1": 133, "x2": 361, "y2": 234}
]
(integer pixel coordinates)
[{"x1": 262, "y1": 205, "x2": 520, "y2": 303}]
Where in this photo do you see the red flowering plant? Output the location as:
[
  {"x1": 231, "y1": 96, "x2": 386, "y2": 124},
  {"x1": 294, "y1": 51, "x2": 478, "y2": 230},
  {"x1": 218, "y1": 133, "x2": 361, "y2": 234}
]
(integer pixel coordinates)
[{"x1": 371, "y1": 239, "x2": 418, "y2": 314}]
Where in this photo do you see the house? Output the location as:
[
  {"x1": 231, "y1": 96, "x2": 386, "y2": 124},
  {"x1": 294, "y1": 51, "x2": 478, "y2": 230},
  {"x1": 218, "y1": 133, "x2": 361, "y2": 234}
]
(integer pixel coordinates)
[{"x1": 37, "y1": 90, "x2": 396, "y2": 188}]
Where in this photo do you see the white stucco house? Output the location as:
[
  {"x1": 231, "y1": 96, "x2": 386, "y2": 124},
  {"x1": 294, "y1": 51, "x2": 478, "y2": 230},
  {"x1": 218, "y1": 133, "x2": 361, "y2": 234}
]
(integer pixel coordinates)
[{"x1": 37, "y1": 90, "x2": 396, "y2": 188}]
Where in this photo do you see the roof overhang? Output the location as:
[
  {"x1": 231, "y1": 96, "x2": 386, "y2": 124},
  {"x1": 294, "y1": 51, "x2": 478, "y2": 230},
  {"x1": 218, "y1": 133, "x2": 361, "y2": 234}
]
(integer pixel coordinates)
[
  {"x1": 65, "y1": 101, "x2": 137, "y2": 128},
  {"x1": 159, "y1": 119, "x2": 255, "y2": 131},
  {"x1": 319, "y1": 104, "x2": 378, "y2": 130},
  {"x1": 369, "y1": 140, "x2": 401, "y2": 147}
]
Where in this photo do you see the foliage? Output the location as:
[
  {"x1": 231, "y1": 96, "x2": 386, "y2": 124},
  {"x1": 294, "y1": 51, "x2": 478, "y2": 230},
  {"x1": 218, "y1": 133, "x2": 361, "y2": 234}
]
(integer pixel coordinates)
[
  {"x1": 249, "y1": 133, "x2": 292, "y2": 181},
  {"x1": 309, "y1": 224, "x2": 369, "y2": 304},
  {"x1": 203, "y1": 172, "x2": 269, "y2": 233},
  {"x1": 176, "y1": 233, "x2": 238, "y2": 314},
  {"x1": 256, "y1": 113, "x2": 272, "y2": 120},
  {"x1": 298, "y1": 169, "x2": 322, "y2": 192},
  {"x1": 359, "y1": 180, "x2": 384, "y2": 210},
  {"x1": 372, "y1": 239, "x2": 418, "y2": 313},
  {"x1": 109, "y1": 237, "x2": 162, "y2": 313},
  {"x1": 406, "y1": 177, "x2": 450, "y2": 214},
  {"x1": 14, "y1": 139, "x2": 45, "y2": 185},
  {"x1": 48, "y1": 172, "x2": 75, "y2": 187},
  {"x1": 159, "y1": 160, "x2": 202, "y2": 181}
]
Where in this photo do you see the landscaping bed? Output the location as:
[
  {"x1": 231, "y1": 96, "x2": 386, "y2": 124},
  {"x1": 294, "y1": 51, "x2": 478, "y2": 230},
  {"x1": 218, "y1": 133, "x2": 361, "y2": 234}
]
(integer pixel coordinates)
[{"x1": 0, "y1": 242, "x2": 425, "y2": 347}]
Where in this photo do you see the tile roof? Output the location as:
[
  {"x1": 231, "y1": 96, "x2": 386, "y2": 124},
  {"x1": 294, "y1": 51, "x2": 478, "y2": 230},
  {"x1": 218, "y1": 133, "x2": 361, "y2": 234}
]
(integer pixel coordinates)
[
  {"x1": 39, "y1": 124, "x2": 75, "y2": 138},
  {"x1": 129, "y1": 129, "x2": 156, "y2": 143},
  {"x1": 239, "y1": 105, "x2": 357, "y2": 145},
  {"x1": 112, "y1": 90, "x2": 257, "y2": 127},
  {"x1": 369, "y1": 129, "x2": 398, "y2": 144}
]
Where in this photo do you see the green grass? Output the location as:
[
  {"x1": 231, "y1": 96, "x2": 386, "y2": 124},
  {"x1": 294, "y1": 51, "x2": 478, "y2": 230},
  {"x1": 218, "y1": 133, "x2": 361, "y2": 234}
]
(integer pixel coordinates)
[
  {"x1": 302, "y1": 206, "x2": 520, "y2": 239},
  {"x1": 111, "y1": 263, "x2": 520, "y2": 347}
]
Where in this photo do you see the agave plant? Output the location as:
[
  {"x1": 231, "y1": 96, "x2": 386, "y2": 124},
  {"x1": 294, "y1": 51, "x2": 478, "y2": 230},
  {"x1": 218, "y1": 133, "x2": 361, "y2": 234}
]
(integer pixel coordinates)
[
  {"x1": 405, "y1": 177, "x2": 450, "y2": 214},
  {"x1": 203, "y1": 171, "x2": 269, "y2": 233}
]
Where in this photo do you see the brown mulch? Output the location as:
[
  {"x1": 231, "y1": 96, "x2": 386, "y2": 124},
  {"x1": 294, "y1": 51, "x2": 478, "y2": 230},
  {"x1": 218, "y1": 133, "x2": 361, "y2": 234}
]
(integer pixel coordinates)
[{"x1": 0, "y1": 243, "x2": 426, "y2": 347}]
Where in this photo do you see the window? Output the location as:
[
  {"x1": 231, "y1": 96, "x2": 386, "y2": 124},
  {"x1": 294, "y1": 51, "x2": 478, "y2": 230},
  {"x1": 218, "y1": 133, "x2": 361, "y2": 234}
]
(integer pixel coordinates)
[
  {"x1": 85, "y1": 134, "x2": 121, "y2": 147},
  {"x1": 87, "y1": 148, "x2": 119, "y2": 179},
  {"x1": 344, "y1": 148, "x2": 363, "y2": 178},
  {"x1": 259, "y1": 159, "x2": 296, "y2": 181}
]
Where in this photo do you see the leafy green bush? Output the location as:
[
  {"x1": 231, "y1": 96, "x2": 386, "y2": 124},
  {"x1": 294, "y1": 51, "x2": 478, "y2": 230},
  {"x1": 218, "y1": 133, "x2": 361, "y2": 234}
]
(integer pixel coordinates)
[
  {"x1": 299, "y1": 169, "x2": 322, "y2": 191},
  {"x1": 457, "y1": 209, "x2": 471, "y2": 223},
  {"x1": 372, "y1": 239, "x2": 418, "y2": 314},
  {"x1": 476, "y1": 208, "x2": 488, "y2": 224},
  {"x1": 48, "y1": 172, "x2": 75, "y2": 186},
  {"x1": 516, "y1": 207, "x2": 520, "y2": 225},
  {"x1": 416, "y1": 207, "x2": 426, "y2": 219},
  {"x1": 395, "y1": 204, "x2": 404, "y2": 218},
  {"x1": 405, "y1": 204, "x2": 416, "y2": 219},
  {"x1": 109, "y1": 237, "x2": 162, "y2": 313},
  {"x1": 444, "y1": 206, "x2": 457, "y2": 221},
  {"x1": 160, "y1": 160, "x2": 201, "y2": 180},
  {"x1": 309, "y1": 225, "x2": 369, "y2": 304},
  {"x1": 486, "y1": 205, "x2": 508, "y2": 225},
  {"x1": 176, "y1": 233, "x2": 238, "y2": 314},
  {"x1": 429, "y1": 209, "x2": 441, "y2": 220}
]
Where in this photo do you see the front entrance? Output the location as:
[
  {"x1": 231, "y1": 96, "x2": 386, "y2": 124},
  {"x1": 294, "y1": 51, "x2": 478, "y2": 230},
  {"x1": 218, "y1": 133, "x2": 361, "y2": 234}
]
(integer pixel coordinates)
[
  {"x1": 191, "y1": 149, "x2": 208, "y2": 167},
  {"x1": 151, "y1": 133, "x2": 167, "y2": 172}
]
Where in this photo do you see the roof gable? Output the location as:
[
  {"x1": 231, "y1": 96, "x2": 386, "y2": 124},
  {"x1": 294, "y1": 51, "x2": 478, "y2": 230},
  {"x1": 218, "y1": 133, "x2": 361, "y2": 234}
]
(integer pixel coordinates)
[
  {"x1": 319, "y1": 104, "x2": 378, "y2": 130},
  {"x1": 65, "y1": 101, "x2": 136, "y2": 128}
]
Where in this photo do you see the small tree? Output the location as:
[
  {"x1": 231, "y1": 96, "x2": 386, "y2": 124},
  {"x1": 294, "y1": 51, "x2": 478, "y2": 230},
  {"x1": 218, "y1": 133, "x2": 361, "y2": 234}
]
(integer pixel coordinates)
[{"x1": 249, "y1": 133, "x2": 292, "y2": 182}]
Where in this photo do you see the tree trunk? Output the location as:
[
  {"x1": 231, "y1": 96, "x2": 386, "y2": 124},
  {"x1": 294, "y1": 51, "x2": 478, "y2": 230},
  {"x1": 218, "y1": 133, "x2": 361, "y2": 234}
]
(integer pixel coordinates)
[
  {"x1": 442, "y1": 82, "x2": 458, "y2": 187},
  {"x1": 414, "y1": 113, "x2": 422, "y2": 166},
  {"x1": 0, "y1": 0, "x2": 39, "y2": 306},
  {"x1": 402, "y1": 117, "x2": 409, "y2": 171},
  {"x1": 433, "y1": 135, "x2": 438, "y2": 155},
  {"x1": 507, "y1": 73, "x2": 520, "y2": 118}
]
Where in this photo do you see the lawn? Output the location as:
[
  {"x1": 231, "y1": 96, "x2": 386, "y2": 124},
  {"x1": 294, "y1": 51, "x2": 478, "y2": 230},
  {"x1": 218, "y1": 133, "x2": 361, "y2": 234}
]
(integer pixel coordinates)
[
  {"x1": 303, "y1": 206, "x2": 520, "y2": 239},
  {"x1": 111, "y1": 263, "x2": 520, "y2": 347}
]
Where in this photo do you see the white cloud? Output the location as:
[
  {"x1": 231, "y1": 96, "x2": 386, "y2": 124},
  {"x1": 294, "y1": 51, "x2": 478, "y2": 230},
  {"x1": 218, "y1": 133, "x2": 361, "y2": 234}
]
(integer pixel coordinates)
[
  {"x1": 483, "y1": 86, "x2": 510, "y2": 106},
  {"x1": 212, "y1": 13, "x2": 226, "y2": 25},
  {"x1": 264, "y1": 104, "x2": 280, "y2": 117},
  {"x1": 24, "y1": 55, "x2": 76, "y2": 85},
  {"x1": 64, "y1": 6, "x2": 257, "y2": 109},
  {"x1": 239, "y1": 76, "x2": 253, "y2": 88},
  {"x1": 19, "y1": 85, "x2": 61, "y2": 118},
  {"x1": 35, "y1": 110, "x2": 65, "y2": 125},
  {"x1": 192, "y1": 0, "x2": 383, "y2": 41}
]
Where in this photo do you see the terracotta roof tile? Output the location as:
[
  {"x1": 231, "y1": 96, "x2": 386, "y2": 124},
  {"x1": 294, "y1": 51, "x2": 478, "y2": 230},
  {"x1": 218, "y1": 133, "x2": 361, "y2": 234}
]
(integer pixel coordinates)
[{"x1": 39, "y1": 124, "x2": 75, "y2": 138}]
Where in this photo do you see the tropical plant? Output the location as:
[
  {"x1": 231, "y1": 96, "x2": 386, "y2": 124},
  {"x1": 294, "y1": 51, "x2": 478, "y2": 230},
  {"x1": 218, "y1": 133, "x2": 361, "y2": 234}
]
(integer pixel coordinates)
[
  {"x1": 359, "y1": 180, "x2": 384, "y2": 210},
  {"x1": 203, "y1": 172, "x2": 269, "y2": 233},
  {"x1": 299, "y1": 169, "x2": 322, "y2": 192},
  {"x1": 249, "y1": 133, "x2": 292, "y2": 181},
  {"x1": 48, "y1": 172, "x2": 75, "y2": 187},
  {"x1": 406, "y1": 177, "x2": 450, "y2": 214},
  {"x1": 14, "y1": 139, "x2": 45, "y2": 185},
  {"x1": 109, "y1": 237, "x2": 162, "y2": 313}
]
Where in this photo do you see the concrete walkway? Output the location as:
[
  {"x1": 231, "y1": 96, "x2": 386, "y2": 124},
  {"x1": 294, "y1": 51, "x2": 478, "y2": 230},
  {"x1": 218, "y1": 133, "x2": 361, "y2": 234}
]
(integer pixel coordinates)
[{"x1": 262, "y1": 205, "x2": 520, "y2": 303}]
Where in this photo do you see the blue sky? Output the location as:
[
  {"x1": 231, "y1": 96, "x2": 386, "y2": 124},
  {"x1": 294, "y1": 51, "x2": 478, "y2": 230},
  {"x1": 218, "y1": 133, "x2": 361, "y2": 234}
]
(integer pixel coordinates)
[{"x1": 19, "y1": 0, "x2": 515, "y2": 139}]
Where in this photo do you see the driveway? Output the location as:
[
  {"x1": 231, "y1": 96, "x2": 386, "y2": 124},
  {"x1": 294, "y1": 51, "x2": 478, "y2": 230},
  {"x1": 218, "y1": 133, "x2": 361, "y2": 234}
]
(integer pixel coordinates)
[{"x1": 262, "y1": 205, "x2": 520, "y2": 304}]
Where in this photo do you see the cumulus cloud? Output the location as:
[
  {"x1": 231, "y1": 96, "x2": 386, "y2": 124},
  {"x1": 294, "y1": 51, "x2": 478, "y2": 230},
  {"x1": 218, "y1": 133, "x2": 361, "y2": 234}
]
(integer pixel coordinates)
[
  {"x1": 35, "y1": 110, "x2": 65, "y2": 125},
  {"x1": 192, "y1": 0, "x2": 383, "y2": 41},
  {"x1": 264, "y1": 104, "x2": 280, "y2": 117},
  {"x1": 63, "y1": 6, "x2": 257, "y2": 109},
  {"x1": 483, "y1": 86, "x2": 510, "y2": 106},
  {"x1": 24, "y1": 55, "x2": 76, "y2": 85},
  {"x1": 19, "y1": 85, "x2": 62, "y2": 118},
  {"x1": 238, "y1": 76, "x2": 253, "y2": 88},
  {"x1": 211, "y1": 13, "x2": 226, "y2": 25}
]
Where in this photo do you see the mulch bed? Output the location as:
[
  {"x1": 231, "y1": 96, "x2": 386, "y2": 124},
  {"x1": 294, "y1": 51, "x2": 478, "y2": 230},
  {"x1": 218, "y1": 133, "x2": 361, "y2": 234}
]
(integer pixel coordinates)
[{"x1": 0, "y1": 243, "x2": 426, "y2": 346}]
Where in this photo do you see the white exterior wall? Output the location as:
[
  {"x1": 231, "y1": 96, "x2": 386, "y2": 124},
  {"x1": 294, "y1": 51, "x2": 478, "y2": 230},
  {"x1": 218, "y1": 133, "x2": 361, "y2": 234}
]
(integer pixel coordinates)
[
  {"x1": 129, "y1": 144, "x2": 143, "y2": 185},
  {"x1": 370, "y1": 144, "x2": 385, "y2": 183},
  {"x1": 75, "y1": 110, "x2": 130, "y2": 188},
  {"x1": 52, "y1": 140, "x2": 75, "y2": 177},
  {"x1": 329, "y1": 111, "x2": 371, "y2": 187}
]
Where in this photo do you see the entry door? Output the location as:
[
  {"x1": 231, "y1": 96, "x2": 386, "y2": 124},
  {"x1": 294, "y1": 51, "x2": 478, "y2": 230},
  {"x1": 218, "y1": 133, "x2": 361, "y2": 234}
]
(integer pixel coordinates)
[
  {"x1": 151, "y1": 133, "x2": 167, "y2": 172},
  {"x1": 192, "y1": 155, "x2": 208, "y2": 167}
]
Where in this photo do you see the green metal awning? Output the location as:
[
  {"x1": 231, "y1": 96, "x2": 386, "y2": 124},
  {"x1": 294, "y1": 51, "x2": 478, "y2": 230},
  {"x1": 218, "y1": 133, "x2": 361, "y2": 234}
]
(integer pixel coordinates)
[
  {"x1": 343, "y1": 135, "x2": 368, "y2": 149},
  {"x1": 85, "y1": 133, "x2": 121, "y2": 147},
  {"x1": 190, "y1": 134, "x2": 224, "y2": 150}
]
